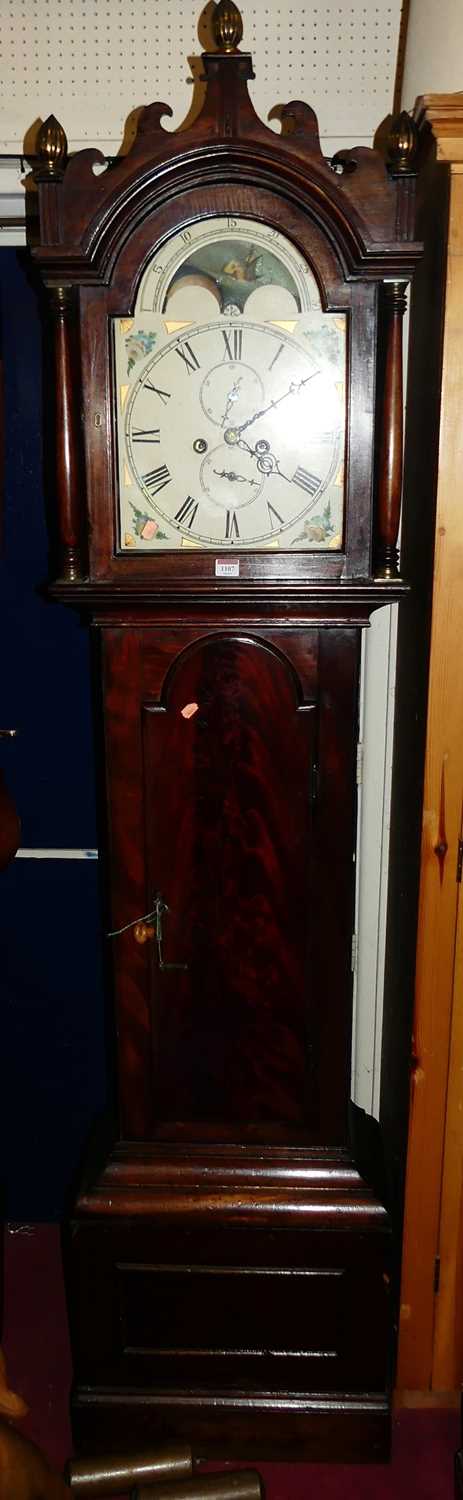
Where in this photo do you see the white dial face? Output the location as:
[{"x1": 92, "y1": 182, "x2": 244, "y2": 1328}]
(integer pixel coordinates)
[
  {"x1": 115, "y1": 314, "x2": 346, "y2": 551},
  {"x1": 136, "y1": 215, "x2": 321, "y2": 318}
]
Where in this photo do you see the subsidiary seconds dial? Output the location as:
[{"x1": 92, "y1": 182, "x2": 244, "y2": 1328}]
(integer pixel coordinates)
[{"x1": 122, "y1": 318, "x2": 345, "y2": 550}]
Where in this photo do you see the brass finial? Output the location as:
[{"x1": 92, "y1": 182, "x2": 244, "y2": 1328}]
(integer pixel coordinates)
[
  {"x1": 213, "y1": 0, "x2": 243, "y2": 52},
  {"x1": 36, "y1": 114, "x2": 68, "y2": 175},
  {"x1": 386, "y1": 110, "x2": 418, "y2": 173}
]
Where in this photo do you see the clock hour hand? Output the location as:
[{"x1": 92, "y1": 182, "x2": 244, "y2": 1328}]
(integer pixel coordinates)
[
  {"x1": 236, "y1": 371, "x2": 320, "y2": 434},
  {"x1": 213, "y1": 468, "x2": 259, "y2": 486}
]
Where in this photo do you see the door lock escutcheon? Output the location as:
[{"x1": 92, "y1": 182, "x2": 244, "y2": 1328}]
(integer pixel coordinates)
[
  {"x1": 110, "y1": 895, "x2": 188, "y2": 971},
  {"x1": 152, "y1": 894, "x2": 188, "y2": 971}
]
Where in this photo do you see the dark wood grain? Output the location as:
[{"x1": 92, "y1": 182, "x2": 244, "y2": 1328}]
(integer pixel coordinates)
[
  {"x1": 49, "y1": 578, "x2": 410, "y2": 619},
  {"x1": 49, "y1": 285, "x2": 85, "y2": 580},
  {"x1": 142, "y1": 633, "x2": 316, "y2": 1137},
  {"x1": 102, "y1": 626, "x2": 357, "y2": 1145},
  {"x1": 375, "y1": 281, "x2": 408, "y2": 578},
  {"x1": 68, "y1": 1193, "x2": 390, "y2": 1456},
  {"x1": 65, "y1": 616, "x2": 387, "y2": 1456},
  {"x1": 70, "y1": 1388, "x2": 390, "y2": 1464}
]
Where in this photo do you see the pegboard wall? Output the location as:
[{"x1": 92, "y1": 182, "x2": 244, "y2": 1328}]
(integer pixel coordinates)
[{"x1": 0, "y1": 0, "x2": 404, "y2": 156}]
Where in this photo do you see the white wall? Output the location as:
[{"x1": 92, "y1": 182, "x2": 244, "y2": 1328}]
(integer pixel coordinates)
[
  {"x1": 0, "y1": 0, "x2": 403, "y2": 221},
  {"x1": 402, "y1": 0, "x2": 463, "y2": 106}
]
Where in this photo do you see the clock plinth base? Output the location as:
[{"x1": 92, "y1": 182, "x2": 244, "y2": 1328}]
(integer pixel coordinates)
[
  {"x1": 70, "y1": 1388, "x2": 391, "y2": 1464},
  {"x1": 66, "y1": 1144, "x2": 392, "y2": 1463}
]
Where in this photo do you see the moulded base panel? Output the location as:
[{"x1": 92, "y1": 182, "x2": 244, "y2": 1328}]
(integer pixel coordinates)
[
  {"x1": 71, "y1": 1387, "x2": 392, "y2": 1463},
  {"x1": 66, "y1": 1147, "x2": 392, "y2": 1463}
]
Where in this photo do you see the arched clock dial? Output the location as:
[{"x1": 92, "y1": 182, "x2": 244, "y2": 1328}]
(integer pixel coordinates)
[
  {"x1": 116, "y1": 316, "x2": 345, "y2": 550},
  {"x1": 136, "y1": 215, "x2": 321, "y2": 317}
]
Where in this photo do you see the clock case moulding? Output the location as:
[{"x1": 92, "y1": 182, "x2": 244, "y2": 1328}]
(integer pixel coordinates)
[
  {"x1": 32, "y1": 31, "x2": 420, "y2": 617},
  {"x1": 30, "y1": 11, "x2": 422, "y2": 1465}
]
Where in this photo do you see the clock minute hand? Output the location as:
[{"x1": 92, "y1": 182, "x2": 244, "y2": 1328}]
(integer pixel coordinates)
[
  {"x1": 236, "y1": 371, "x2": 320, "y2": 435},
  {"x1": 221, "y1": 378, "x2": 243, "y2": 428}
]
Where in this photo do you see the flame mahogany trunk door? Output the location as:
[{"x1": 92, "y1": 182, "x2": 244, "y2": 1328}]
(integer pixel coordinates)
[
  {"x1": 140, "y1": 632, "x2": 318, "y2": 1144},
  {"x1": 105, "y1": 625, "x2": 354, "y2": 1149},
  {"x1": 31, "y1": 0, "x2": 421, "y2": 1464}
]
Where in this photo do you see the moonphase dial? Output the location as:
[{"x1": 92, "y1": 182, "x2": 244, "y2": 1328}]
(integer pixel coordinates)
[{"x1": 136, "y1": 215, "x2": 322, "y2": 316}]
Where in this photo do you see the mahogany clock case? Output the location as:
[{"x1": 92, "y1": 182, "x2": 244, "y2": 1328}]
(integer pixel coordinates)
[{"x1": 31, "y1": 21, "x2": 421, "y2": 1465}]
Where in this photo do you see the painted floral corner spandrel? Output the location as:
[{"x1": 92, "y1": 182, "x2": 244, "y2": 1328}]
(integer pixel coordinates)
[
  {"x1": 125, "y1": 326, "x2": 157, "y2": 375},
  {"x1": 115, "y1": 320, "x2": 167, "y2": 546},
  {"x1": 125, "y1": 505, "x2": 168, "y2": 547},
  {"x1": 293, "y1": 499, "x2": 341, "y2": 548}
]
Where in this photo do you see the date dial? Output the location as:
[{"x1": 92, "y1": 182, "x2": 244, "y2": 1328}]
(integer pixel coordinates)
[{"x1": 200, "y1": 443, "x2": 265, "y2": 510}]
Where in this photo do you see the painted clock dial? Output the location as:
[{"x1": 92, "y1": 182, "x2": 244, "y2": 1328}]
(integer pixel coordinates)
[
  {"x1": 115, "y1": 315, "x2": 345, "y2": 550},
  {"x1": 136, "y1": 215, "x2": 321, "y2": 316}
]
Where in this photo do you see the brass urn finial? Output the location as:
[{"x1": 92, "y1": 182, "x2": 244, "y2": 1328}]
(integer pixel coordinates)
[
  {"x1": 386, "y1": 110, "x2": 418, "y2": 173},
  {"x1": 36, "y1": 114, "x2": 68, "y2": 175},
  {"x1": 213, "y1": 0, "x2": 243, "y2": 52}
]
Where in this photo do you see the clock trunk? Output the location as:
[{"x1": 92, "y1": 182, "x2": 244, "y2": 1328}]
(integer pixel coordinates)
[{"x1": 67, "y1": 621, "x2": 391, "y2": 1458}]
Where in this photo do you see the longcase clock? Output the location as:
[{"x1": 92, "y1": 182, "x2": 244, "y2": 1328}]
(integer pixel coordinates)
[{"x1": 32, "y1": 2, "x2": 420, "y2": 1462}]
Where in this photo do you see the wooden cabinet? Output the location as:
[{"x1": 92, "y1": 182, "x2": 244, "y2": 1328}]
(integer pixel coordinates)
[{"x1": 396, "y1": 95, "x2": 463, "y2": 1397}]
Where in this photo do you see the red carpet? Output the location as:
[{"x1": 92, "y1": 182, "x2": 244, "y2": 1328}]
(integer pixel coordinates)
[{"x1": 3, "y1": 1224, "x2": 459, "y2": 1497}]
